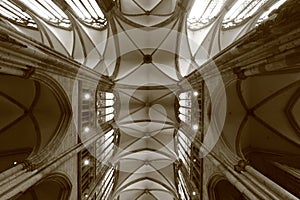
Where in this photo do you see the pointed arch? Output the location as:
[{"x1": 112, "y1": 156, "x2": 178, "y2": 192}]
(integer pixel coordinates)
[{"x1": 0, "y1": 72, "x2": 72, "y2": 172}]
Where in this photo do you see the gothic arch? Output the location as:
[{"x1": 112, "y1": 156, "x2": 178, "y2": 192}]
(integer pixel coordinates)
[
  {"x1": 207, "y1": 174, "x2": 247, "y2": 200},
  {"x1": 12, "y1": 172, "x2": 72, "y2": 200},
  {"x1": 222, "y1": 72, "x2": 300, "y2": 197},
  {"x1": 0, "y1": 72, "x2": 72, "y2": 172}
]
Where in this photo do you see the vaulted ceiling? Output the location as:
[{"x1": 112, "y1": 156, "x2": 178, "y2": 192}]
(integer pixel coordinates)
[{"x1": 0, "y1": 0, "x2": 296, "y2": 199}]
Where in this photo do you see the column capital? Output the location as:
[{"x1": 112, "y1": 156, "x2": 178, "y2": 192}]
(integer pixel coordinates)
[
  {"x1": 234, "y1": 160, "x2": 249, "y2": 173},
  {"x1": 233, "y1": 67, "x2": 247, "y2": 80}
]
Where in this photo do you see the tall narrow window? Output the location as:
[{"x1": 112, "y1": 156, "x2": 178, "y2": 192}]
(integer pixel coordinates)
[
  {"x1": 0, "y1": 0, "x2": 36, "y2": 28},
  {"x1": 19, "y1": 0, "x2": 71, "y2": 28},
  {"x1": 178, "y1": 169, "x2": 191, "y2": 200},
  {"x1": 81, "y1": 89, "x2": 95, "y2": 141},
  {"x1": 178, "y1": 90, "x2": 201, "y2": 126},
  {"x1": 188, "y1": 0, "x2": 226, "y2": 30},
  {"x1": 65, "y1": 0, "x2": 106, "y2": 28},
  {"x1": 101, "y1": 168, "x2": 115, "y2": 199},
  {"x1": 97, "y1": 92, "x2": 115, "y2": 123},
  {"x1": 97, "y1": 167, "x2": 115, "y2": 199},
  {"x1": 96, "y1": 129, "x2": 114, "y2": 174},
  {"x1": 178, "y1": 91, "x2": 192, "y2": 124},
  {"x1": 178, "y1": 130, "x2": 192, "y2": 173},
  {"x1": 80, "y1": 147, "x2": 95, "y2": 199}
]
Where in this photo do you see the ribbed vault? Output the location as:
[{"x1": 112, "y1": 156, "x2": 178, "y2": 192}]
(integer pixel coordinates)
[
  {"x1": 0, "y1": 0, "x2": 296, "y2": 199},
  {"x1": 106, "y1": 1, "x2": 184, "y2": 199},
  {"x1": 114, "y1": 85, "x2": 179, "y2": 199}
]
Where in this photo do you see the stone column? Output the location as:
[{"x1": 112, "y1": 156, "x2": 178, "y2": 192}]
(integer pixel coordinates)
[
  {"x1": 234, "y1": 160, "x2": 282, "y2": 200},
  {"x1": 0, "y1": 126, "x2": 111, "y2": 199},
  {"x1": 206, "y1": 154, "x2": 259, "y2": 199},
  {"x1": 244, "y1": 165, "x2": 299, "y2": 200}
]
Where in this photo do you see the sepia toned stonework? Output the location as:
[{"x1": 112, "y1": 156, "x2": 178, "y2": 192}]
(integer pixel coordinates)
[{"x1": 0, "y1": 0, "x2": 299, "y2": 199}]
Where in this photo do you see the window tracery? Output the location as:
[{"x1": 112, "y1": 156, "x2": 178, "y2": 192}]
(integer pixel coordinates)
[
  {"x1": 188, "y1": 0, "x2": 226, "y2": 30},
  {"x1": 0, "y1": 0, "x2": 36, "y2": 28},
  {"x1": 256, "y1": 0, "x2": 287, "y2": 25},
  {"x1": 19, "y1": 0, "x2": 71, "y2": 28},
  {"x1": 178, "y1": 91, "x2": 192, "y2": 124},
  {"x1": 222, "y1": 0, "x2": 269, "y2": 29},
  {"x1": 97, "y1": 92, "x2": 115, "y2": 123},
  {"x1": 65, "y1": 0, "x2": 106, "y2": 29},
  {"x1": 178, "y1": 169, "x2": 191, "y2": 200},
  {"x1": 178, "y1": 130, "x2": 192, "y2": 173}
]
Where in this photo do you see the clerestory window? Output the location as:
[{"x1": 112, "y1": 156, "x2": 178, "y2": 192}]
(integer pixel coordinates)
[
  {"x1": 0, "y1": 0, "x2": 37, "y2": 28},
  {"x1": 97, "y1": 91, "x2": 115, "y2": 123},
  {"x1": 222, "y1": 0, "x2": 269, "y2": 29},
  {"x1": 188, "y1": 0, "x2": 226, "y2": 30},
  {"x1": 65, "y1": 0, "x2": 106, "y2": 29},
  {"x1": 256, "y1": 0, "x2": 287, "y2": 25},
  {"x1": 19, "y1": 0, "x2": 71, "y2": 28}
]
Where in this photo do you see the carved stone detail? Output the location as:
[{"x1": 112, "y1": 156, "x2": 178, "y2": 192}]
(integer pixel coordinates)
[{"x1": 234, "y1": 160, "x2": 249, "y2": 173}]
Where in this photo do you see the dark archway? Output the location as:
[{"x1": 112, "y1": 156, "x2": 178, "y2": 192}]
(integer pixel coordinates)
[
  {"x1": 12, "y1": 173, "x2": 72, "y2": 200},
  {"x1": 221, "y1": 72, "x2": 300, "y2": 198},
  {"x1": 0, "y1": 73, "x2": 71, "y2": 172},
  {"x1": 208, "y1": 175, "x2": 247, "y2": 200}
]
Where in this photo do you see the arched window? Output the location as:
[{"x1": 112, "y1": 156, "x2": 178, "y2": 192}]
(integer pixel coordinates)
[
  {"x1": 223, "y1": 0, "x2": 269, "y2": 29},
  {"x1": 19, "y1": 0, "x2": 71, "y2": 28},
  {"x1": 188, "y1": 0, "x2": 226, "y2": 30},
  {"x1": 65, "y1": 0, "x2": 106, "y2": 29},
  {"x1": 0, "y1": 0, "x2": 36, "y2": 28}
]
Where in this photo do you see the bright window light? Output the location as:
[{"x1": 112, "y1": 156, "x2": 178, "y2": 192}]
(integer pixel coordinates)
[
  {"x1": 19, "y1": 0, "x2": 71, "y2": 28},
  {"x1": 82, "y1": 1, "x2": 97, "y2": 18},
  {"x1": 193, "y1": 124, "x2": 199, "y2": 130},
  {"x1": 223, "y1": 0, "x2": 269, "y2": 29},
  {"x1": 105, "y1": 107, "x2": 114, "y2": 114},
  {"x1": 179, "y1": 114, "x2": 186, "y2": 122},
  {"x1": 105, "y1": 92, "x2": 114, "y2": 99},
  {"x1": 89, "y1": 0, "x2": 105, "y2": 19},
  {"x1": 106, "y1": 99, "x2": 114, "y2": 106},
  {"x1": 84, "y1": 93, "x2": 91, "y2": 100},
  {"x1": 179, "y1": 100, "x2": 190, "y2": 107},
  {"x1": 65, "y1": 0, "x2": 106, "y2": 28},
  {"x1": 188, "y1": 0, "x2": 226, "y2": 30},
  {"x1": 83, "y1": 159, "x2": 90, "y2": 166},
  {"x1": 84, "y1": 127, "x2": 90, "y2": 133},
  {"x1": 105, "y1": 113, "x2": 114, "y2": 121},
  {"x1": 0, "y1": 0, "x2": 37, "y2": 28},
  {"x1": 179, "y1": 92, "x2": 190, "y2": 99},
  {"x1": 179, "y1": 107, "x2": 186, "y2": 114},
  {"x1": 256, "y1": 0, "x2": 287, "y2": 25}
]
